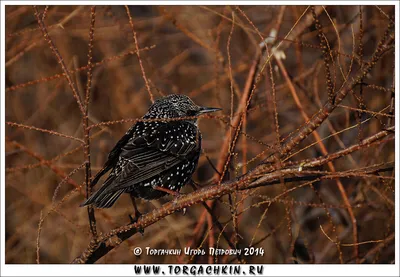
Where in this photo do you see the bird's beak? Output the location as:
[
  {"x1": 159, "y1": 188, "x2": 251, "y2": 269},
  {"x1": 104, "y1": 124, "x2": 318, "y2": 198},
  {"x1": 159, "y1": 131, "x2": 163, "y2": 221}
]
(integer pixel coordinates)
[{"x1": 198, "y1": 107, "x2": 222, "y2": 114}]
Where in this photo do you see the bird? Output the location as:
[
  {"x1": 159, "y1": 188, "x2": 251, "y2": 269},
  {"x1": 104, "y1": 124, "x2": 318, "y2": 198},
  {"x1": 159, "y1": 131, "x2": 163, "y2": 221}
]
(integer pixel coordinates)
[{"x1": 80, "y1": 94, "x2": 221, "y2": 219}]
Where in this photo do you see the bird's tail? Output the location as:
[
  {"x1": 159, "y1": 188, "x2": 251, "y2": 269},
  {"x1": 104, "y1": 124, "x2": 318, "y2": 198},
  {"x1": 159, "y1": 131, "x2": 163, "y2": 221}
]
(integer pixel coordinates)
[{"x1": 80, "y1": 175, "x2": 125, "y2": 208}]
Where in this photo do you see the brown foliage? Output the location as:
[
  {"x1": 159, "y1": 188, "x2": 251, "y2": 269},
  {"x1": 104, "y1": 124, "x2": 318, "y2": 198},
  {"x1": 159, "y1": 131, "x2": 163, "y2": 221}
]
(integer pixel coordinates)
[{"x1": 5, "y1": 5, "x2": 395, "y2": 264}]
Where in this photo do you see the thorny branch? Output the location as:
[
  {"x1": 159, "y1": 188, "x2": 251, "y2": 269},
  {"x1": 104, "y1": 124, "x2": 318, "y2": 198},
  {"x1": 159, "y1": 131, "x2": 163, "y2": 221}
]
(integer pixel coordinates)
[
  {"x1": 84, "y1": 6, "x2": 98, "y2": 239},
  {"x1": 73, "y1": 7, "x2": 394, "y2": 261},
  {"x1": 5, "y1": 5, "x2": 394, "y2": 265},
  {"x1": 72, "y1": 126, "x2": 393, "y2": 263}
]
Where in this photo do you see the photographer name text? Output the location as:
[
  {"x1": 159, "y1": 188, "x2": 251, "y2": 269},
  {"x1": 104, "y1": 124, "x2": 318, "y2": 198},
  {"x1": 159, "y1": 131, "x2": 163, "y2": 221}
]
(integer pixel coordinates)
[{"x1": 143, "y1": 247, "x2": 264, "y2": 256}]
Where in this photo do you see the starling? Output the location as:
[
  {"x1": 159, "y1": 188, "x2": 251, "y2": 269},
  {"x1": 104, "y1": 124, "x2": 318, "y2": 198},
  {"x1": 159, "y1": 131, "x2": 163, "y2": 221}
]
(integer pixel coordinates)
[{"x1": 80, "y1": 94, "x2": 221, "y2": 211}]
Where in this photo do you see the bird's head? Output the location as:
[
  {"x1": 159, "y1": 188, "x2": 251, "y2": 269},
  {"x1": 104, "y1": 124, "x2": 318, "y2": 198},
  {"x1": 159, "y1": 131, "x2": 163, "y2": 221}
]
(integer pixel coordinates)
[{"x1": 145, "y1": 94, "x2": 221, "y2": 121}]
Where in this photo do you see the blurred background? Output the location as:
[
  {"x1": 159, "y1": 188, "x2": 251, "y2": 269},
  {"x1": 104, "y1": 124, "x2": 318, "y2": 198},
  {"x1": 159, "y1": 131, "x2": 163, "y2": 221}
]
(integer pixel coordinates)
[{"x1": 5, "y1": 5, "x2": 395, "y2": 264}]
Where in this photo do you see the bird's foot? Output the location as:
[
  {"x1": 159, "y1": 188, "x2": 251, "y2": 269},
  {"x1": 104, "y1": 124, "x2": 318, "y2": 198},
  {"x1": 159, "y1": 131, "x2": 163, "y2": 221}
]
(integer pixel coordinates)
[
  {"x1": 128, "y1": 213, "x2": 140, "y2": 224},
  {"x1": 190, "y1": 180, "x2": 201, "y2": 189},
  {"x1": 128, "y1": 213, "x2": 144, "y2": 235},
  {"x1": 129, "y1": 194, "x2": 144, "y2": 235}
]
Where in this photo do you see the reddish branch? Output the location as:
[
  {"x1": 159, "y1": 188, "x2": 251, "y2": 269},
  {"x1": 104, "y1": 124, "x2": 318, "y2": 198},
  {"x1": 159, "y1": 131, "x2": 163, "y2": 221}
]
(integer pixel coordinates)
[
  {"x1": 72, "y1": 126, "x2": 393, "y2": 263},
  {"x1": 263, "y1": 15, "x2": 394, "y2": 166}
]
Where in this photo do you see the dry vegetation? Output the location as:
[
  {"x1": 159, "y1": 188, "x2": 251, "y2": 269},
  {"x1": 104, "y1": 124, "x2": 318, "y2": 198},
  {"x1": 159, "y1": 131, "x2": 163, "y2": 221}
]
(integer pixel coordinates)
[{"x1": 5, "y1": 5, "x2": 395, "y2": 264}]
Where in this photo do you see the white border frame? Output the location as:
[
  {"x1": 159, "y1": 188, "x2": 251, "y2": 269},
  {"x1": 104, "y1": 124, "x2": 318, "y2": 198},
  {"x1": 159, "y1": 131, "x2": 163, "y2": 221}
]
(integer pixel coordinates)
[{"x1": 1, "y1": 1, "x2": 399, "y2": 276}]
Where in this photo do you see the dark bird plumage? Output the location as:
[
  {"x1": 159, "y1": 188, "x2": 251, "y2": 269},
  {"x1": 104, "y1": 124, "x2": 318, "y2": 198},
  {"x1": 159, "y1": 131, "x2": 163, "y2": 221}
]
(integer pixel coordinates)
[{"x1": 80, "y1": 94, "x2": 221, "y2": 208}]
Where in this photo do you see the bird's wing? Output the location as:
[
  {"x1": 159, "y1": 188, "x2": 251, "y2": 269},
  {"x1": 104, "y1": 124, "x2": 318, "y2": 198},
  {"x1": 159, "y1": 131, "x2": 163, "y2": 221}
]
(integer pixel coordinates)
[
  {"x1": 109, "y1": 120, "x2": 200, "y2": 191},
  {"x1": 90, "y1": 124, "x2": 138, "y2": 186}
]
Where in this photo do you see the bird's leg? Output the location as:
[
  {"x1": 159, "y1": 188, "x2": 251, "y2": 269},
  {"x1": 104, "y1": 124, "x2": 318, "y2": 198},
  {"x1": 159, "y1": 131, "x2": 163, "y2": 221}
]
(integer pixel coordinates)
[
  {"x1": 129, "y1": 194, "x2": 142, "y2": 221},
  {"x1": 153, "y1": 186, "x2": 186, "y2": 215},
  {"x1": 129, "y1": 194, "x2": 144, "y2": 235},
  {"x1": 190, "y1": 179, "x2": 200, "y2": 190}
]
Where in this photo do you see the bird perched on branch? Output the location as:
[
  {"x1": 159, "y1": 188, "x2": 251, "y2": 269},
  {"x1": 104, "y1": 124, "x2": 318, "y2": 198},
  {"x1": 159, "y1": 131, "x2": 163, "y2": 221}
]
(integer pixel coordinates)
[{"x1": 80, "y1": 94, "x2": 221, "y2": 220}]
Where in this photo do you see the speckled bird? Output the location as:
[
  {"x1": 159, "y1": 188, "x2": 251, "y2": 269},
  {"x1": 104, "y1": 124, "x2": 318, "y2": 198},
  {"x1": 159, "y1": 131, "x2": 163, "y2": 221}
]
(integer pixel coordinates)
[{"x1": 80, "y1": 94, "x2": 221, "y2": 212}]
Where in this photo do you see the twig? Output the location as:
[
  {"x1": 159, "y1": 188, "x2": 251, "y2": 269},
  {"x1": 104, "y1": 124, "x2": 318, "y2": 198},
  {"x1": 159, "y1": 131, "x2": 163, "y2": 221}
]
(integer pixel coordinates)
[
  {"x1": 6, "y1": 121, "x2": 84, "y2": 143},
  {"x1": 36, "y1": 211, "x2": 44, "y2": 264},
  {"x1": 125, "y1": 5, "x2": 154, "y2": 103},
  {"x1": 84, "y1": 5, "x2": 97, "y2": 238},
  {"x1": 32, "y1": 6, "x2": 85, "y2": 115},
  {"x1": 6, "y1": 45, "x2": 156, "y2": 93}
]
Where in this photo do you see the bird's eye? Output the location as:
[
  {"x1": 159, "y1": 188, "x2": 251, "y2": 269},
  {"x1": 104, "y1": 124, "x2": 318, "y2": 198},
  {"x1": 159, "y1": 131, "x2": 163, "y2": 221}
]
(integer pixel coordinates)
[{"x1": 187, "y1": 110, "x2": 198, "y2": 116}]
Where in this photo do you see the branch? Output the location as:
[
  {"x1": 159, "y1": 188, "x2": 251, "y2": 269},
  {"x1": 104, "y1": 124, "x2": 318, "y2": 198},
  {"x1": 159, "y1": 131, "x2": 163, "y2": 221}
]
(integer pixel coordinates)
[
  {"x1": 72, "y1": 126, "x2": 393, "y2": 263},
  {"x1": 84, "y1": 5, "x2": 97, "y2": 238},
  {"x1": 32, "y1": 5, "x2": 85, "y2": 115}
]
